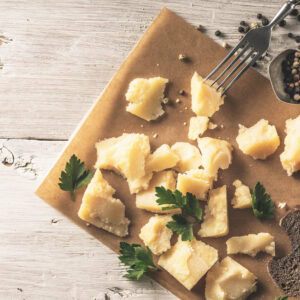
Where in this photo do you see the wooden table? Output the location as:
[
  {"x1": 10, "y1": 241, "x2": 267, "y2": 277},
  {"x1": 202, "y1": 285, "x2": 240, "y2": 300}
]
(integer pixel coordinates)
[{"x1": 0, "y1": 1, "x2": 297, "y2": 299}]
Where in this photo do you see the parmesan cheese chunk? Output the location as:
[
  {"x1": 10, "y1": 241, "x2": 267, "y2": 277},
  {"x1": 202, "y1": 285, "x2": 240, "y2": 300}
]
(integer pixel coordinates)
[
  {"x1": 158, "y1": 238, "x2": 218, "y2": 291},
  {"x1": 95, "y1": 133, "x2": 151, "y2": 194},
  {"x1": 236, "y1": 119, "x2": 280, "y2": 160},
  {"x1": 206, "y1": 256, "x2": 257, "y2": 300},
  {"x1": 136, "y1": 171, "x2": 180, "y2": 214},
  {"x1": 280, "y1": 115, "x2": 300, "y2": 176},
  {"x1": 176, "y1": 169, "x2": 214, "y2": 200},
  {"x1": 197, "y1": 137, "x2": 233, "y2": 179},
  {"x1": 139, "y1": 215, "x2": 173, "y2": 255},
  {"x1": 191, "y1": 72, "x2": 224, "y2": 117},
  {"x1": 188, "y1": 116, "x2": 209, "y2": 140},
  {"x1": 146, "y1": 144, "x2": 179, "y2": 172},
  {"x1": 226, "y1": 233, "x2": 275, "y2": 257},
  {"x1": 78, "y1": 169, "x2": 130, "y2": 237},
  {"x1": 232, "y1": 179, "x2": 252, "y2": 209},
  {"x1": 125, "y1": 77, "x2": 168, "y2": 121},
  {"x1": 171, "y1": 142, "x2": 202, "y2": 173},
  {"x1": 199, "y1": 186, "x2": 228, "y2": 237}
]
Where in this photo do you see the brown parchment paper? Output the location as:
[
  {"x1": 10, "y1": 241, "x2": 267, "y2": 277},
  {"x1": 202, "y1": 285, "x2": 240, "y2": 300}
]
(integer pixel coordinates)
[{"x1": 36, "y1": 8, "x2": 300, "y2": 300}]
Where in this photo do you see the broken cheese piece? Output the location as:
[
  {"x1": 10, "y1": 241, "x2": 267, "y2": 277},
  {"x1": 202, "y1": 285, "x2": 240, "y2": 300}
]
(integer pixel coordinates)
[
  {"x1": 95, "y1": 133, "x2": 151, "y2": 194},
  {"x1": 191, "y1": 72, "x2": 224, "y2": 117},
  {"x1": 139, "y1": 215, "x2": 173, "y2": 255},
  {"x1": 188, "y1": 116, "x2": 209, "y2": 140},
  {"x1": 232, "y1": 179, "x2": 252, "y2": 209},
  {"x1": 146, "y1": 144, "x2": 179, "y2": 172},
  {"x1": 171, "y1": 142, "x2": 202, "y2": 173},
  {"x1": 136, "y1": 170, "x2": 180, "y2": 214},
  {"x1": 280, "y1": 114, "x2": 300, "y2": 176},
  {"x1": 158, "y1": 238, "x2": 218, "y2": 290},
  {"x1": 226, "y1": 233, "x2": 275, "y2": 257},
  {"x1": 78, "y1": 169, "x2": 130, "y2": 237},
  {"x1": 197, "y1": 137, "x2": 233, "y2": 179},
  {"x1": 199, "y1": 185, "x2": 228, "y2": 237},
  {"x1": 125, "y1": 77, "x2": 168, "y2": 121},
  {"x1": 176, "y1": 169, "x2": 213, "y2": 200},
  {"x1": 206, "y1": 256, "x2": 257, "y2": 300},
  {"x1": 236, "y1": 119, "x2": 280, "y2": 160}
]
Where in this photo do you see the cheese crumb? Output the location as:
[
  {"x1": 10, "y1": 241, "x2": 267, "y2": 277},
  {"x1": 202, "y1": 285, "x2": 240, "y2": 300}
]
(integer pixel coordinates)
[
  {"x1": 176, "y1": 98, "x2": 181, "y2": 103},
  {"x1": 208, "y1": 122, "x2": 217, "y2": 130},
  {"x1": 153, "y1": 133, "x2": 158, "y2": 139},
  {"x1": 278, "y1": 202, "x2": 287, "y2": 209},
  {"x1": 232, "y1": 179, "x2": 252, "y2": 209},
  {"x1": 188, "y1": 116, "x2": 209, "y2": 140}
]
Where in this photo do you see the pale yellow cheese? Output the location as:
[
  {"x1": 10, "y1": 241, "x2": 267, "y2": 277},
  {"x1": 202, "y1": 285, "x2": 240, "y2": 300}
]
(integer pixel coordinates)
[
  {"x1": 146, "y1": 144, "x2": 179, "y2": 172},
  {"x1": 199, "y1": 185, "x2": 228, "y2": 237},
  {"x1": 208, "y1": 122, "x2": 218, "y2": 130},
  {"x1": 226, "y1": 233, "x2": 275, "y2": 257},
  {"x1": 197, "y1": 137, "x2": 233, "y2": 179},
  {"x1": 78, "y1": 169, "x2": 130, "y2": 237},
  {"x1": 139, "y1": 215, "x2": 173, "y2": 255},
  {"x1": 188, "y1": 116, "x2": 209, "y2": 140},
  {"x1": 205, "y1": 256, "x2": 257, "y2": 300},
  {"x1": 191, "y1": 72, "x2": 224, "y2": 117},
  {"x1": 171, "y1": 142, "x2": 202, "y2": 173},
  {"x1": 136, "y1": 170, "x2": 180, "y2": 214},
  {"x1": 231, "y1": 180, "x2": 252, "y2": 209},
  {"x1": 236, "y1": 119, "x2": 280, "y2": 160},
  {"x1": 176, "y1": 169, "x2": 214, "y2": 200},
  {"x1": 158, "y1": 238, "x2": 218, "y2": 290},
  {"x1": 280, "y1": 115, "x2": 300, "y2": 176},
  {"x1": 95, "y1": 133, "x2": 151, "y2": 194},
  {"x1": 125, "y1": 77, "x2": 168, "y2": 121}
]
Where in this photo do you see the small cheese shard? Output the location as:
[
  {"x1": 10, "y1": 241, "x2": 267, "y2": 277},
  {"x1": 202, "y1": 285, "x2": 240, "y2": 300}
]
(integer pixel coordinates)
[
  {"x1": 197, "y1": 137, "x2": 233, "y2": 179},
  {"x1": 136, "y1": 171, "x2": 180, "y2": 214},
  {"x1": 232, "y1": 179, "x2": 252, "y2": 209},
  {"x1": 95, "y1": 133, "x2": 151, "y2": 194},
  {"x1": 199, "y1": 185, "x2": 228, "y2": 237},
  {"x1": 171, "y1": 142, "x2": 202, "y2": 173},
  {"x1": 226, "y1": 233, "x2": 275, "y2": 257},
  {"x1": 188, "y1": 116, "x2": 209, "y2": 140},
  {"x1": 191, "y1": 72, "x2": 224, "y2": 117},
  {"x1": 125, "y1": 77, "x2": 168, "y2": 121},
  {"x1": 236, "y1": 119, "x2": 280, "y2": 160},
  {"x1": 208, "y1": 122, "x2": 218, "y2": 130},
  {"x1": 176, "y1": 169, "x2": 214, "y2": 200},
  {"x1": 280, "y1": 115, "x2": 300, "y2": 176},
  {"x1": 205, "y1": 256, "x2": 257, "y2": 300},
  {"x1": 158, "y1": 238, "x2": 218, "y2": 291},
  {"x1": 146, "y1": 144, "x2": 179, "y2": 172},
  {"x1": 139, "y1": 215, "x2": 173, "y2": 255},
  {"x1": 78, "y1": 169, "x2": 130, "y2": 237}
]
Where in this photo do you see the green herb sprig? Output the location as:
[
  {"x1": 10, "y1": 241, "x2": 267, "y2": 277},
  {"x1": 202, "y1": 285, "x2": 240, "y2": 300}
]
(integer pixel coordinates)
[{"x1": 275, "y1": 296, "x2": 289, "y2": 300}]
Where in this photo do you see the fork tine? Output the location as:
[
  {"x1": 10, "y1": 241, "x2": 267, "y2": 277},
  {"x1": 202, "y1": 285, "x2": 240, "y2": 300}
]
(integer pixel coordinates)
[
  {"x1": 204, "y1": 40, "x2": 248, "y2": 81},
  {"x1": 221, "y1": 54, "x2": 260, "y2": 96},
  {"x1": 216, "y1": 49, "x2": 255, "y2": 91}
]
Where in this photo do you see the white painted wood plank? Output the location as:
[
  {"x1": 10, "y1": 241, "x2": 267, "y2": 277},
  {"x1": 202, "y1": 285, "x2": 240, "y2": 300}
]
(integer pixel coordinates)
[
  {"x1": 0, "y1": 0, "x2": 297, "y2": 140},
  {"x1": 0, "y1": 139, "x2": 175, "y2": 300}
]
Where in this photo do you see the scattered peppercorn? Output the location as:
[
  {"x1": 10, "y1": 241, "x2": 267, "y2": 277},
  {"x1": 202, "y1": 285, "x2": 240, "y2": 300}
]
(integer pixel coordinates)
[
  {"x1": 288, "y1": 32, "x2": 294, "y2": 38},
  {"x1": 279, "y1": 20, "x2": 286, "y2": 27},
  {"x1": 257, "y1": 13, "x2": 263, "y2": 19},
  {"x1": 290, "y1": 9, "x2": 299, "y2": 16},
  {"x1": 215, "y1": 30, "x2": 222, "y2": 37},
  {"x1": 296, "y1": 36, "x2": 300, "y2": 43},
  {"x1": 238, "y1": 26, "x2": 244, "y2": 33},
  {"x1": 297, "y1": 15, "x2": 300, "y2": 21},
  {"x1": 262, "y1": 18, "x2": 269, "y2": 26},
  {"x1": 240, "y1": 21, "x2": 247, "y2": 26}
]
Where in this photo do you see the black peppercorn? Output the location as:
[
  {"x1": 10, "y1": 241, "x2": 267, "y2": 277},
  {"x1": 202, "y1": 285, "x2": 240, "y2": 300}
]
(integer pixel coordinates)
[
  {"x1": 262, "y1": 18, "x2": 269, "y2": 26},
  {"x1": 288, "y1": 32, "x2": 294, "y2": 38},
  {"x1": 297, "y1": 15, "x2": 300, "y2": 21},
  {"x1": 215, "y1": 30, "x2": 221, "y2": 37},
  {"x1": 296, "y1": 36, "x2": 300, "y2": 43},
  {"x1": 238, "y1": 26, "x2": 244, "y2": 33},
  {"x1": 279, "y1": 20, "x2": 286, "y2": 27},
  {"x1": 240, "y1": 21, "x2": 246, "y2": 26},
  {"x1": 290, "y1": 9, "x2": 298, "y2": 16},
  {"x1": 257, "y1": 13, "x2": 263, "y2": 19}
]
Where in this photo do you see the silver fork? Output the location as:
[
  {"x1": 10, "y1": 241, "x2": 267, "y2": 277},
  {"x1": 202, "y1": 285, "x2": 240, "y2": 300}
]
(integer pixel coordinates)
[{"x1": 205, "y1": 0, "x2": 300, "y2": 96}]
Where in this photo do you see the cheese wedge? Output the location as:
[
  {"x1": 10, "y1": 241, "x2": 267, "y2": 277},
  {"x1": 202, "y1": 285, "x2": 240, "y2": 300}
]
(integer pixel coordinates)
[
  {"x1": 191, "y1": 72, "x2": 224, "y2": 117},
  {"x1": 205, "y1": 256, "x2": 257, "y2": 300},
  {"x1": 125, "y1": 77, "x2": 168, "y2": 121},
  {"x1": 171, "y1": 142, "x2": 202, "y2": 173},
  {"x1": 226, "y1": 233, "x2": 275, "y2": 257},
  {"x1": 231, "y1": 179, "x2": 252, "y2": 209},
  {"x1": 199, "y1": 185, "x2": 228, "y2": 237},
  {"x1": 136, "y1": 170, "x2": 180, "y2": 214},
  {"x1": 146, "y1": 144, "x2": 179, "y2": 172},
  {"x1": 158, "y1": 238, "x2": 218, "y2": 291},
  {"x1": 188, "y1": 116, "x2": 209, "y2": 140},
  {"x1": 280, "y1": 114, "x2": 300, "y2": 176},
  {"x1": 139, "y1": 215, "x2": 173, "y2": 255},
  {"x1": 176, "y1": 169, "x2": 214, "y2": 200},
  {"x1": 95, "y1": 133, "x2": 151, "y2": 194},
  {"x1": 197, "y1": 137, "x2": 233, "y2": 179},
  {"x1": 78, "y1": 169, "x2": 130, "y2": 237},
  {"x1": 236, "y1": 119, "x2": 280, "y2": 160}
]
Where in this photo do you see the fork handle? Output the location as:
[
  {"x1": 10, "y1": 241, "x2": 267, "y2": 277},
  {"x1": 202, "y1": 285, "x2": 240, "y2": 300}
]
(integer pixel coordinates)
[{"x1": 268, "y1": 0, "x2": 300, "y2": 28}]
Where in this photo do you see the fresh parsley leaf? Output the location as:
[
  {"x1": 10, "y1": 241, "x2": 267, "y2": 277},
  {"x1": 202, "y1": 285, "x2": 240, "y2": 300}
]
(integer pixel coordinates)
[
  {"x1": 58, "y1": 154, "x2": 93, "y2": 201},
  {"x1": 166, "y1": 214, "x2": 194, "y2": 241},
  {"x1": 252, "y1": 182, "x2": 275, "y2": 219},
  {"x1": 275, "y1": 296, "x2": 289, "y2": 300},
  {"x1": 119, "y1": 242, "x2": 159, "y2": 280}
]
